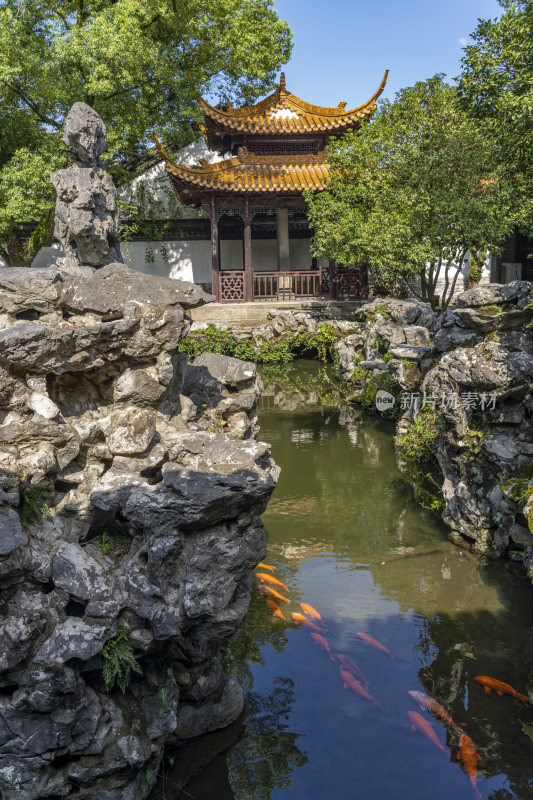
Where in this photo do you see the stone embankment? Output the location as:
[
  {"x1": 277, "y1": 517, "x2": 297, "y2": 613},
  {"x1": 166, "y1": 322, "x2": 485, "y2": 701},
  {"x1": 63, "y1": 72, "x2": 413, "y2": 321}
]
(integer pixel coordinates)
[
  {"x1": 201, "y1": 283, "x2": 533, "y2": 577},
  {"x1": 0, "y1": 264, "x2": 279, "y2": 798}
]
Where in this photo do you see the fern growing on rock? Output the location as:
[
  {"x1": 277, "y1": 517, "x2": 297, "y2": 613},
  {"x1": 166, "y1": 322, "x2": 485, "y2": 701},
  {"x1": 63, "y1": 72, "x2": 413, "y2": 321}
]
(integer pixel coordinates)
[{"x1": 102, "y1": 628, "x2": 143, "y2": 693}]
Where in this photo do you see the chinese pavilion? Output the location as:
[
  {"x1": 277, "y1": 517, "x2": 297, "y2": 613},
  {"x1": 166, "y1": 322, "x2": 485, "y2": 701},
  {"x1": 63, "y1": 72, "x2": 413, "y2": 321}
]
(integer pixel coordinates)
[{"x1": 155, "y1": 71, "x2": 388, "y2": 302}]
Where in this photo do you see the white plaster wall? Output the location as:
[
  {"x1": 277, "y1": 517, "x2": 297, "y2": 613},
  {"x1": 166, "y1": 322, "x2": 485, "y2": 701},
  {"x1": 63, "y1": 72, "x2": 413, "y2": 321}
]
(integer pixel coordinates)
[
  {"x1": 118, "y1": 138, "x2": 222, "y2": 221},
  {"x1": 433, "y1": 252, "x2": 491, "y2": 298},
  {"x1": 122, "y1": 241, "x2": 212, "y2": 284},
  {"x1": 408, "y1": 252, "x2": 492, "y2": 300}
]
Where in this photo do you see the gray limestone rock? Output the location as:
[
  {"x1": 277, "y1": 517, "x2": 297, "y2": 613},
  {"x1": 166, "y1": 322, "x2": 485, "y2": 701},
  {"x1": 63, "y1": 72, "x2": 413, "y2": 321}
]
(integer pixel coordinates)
[
  {"x1": 0, "y1": 508, "x2": 23, "y2": 555},
  {"x1": 453, "y1": 306, "x2": 531, "y2": 333},
  {"x1": 173, "y1": 675, "x2": 244, "y2": 741},
  {"x1": 454, "y1": 280, "x2": 533, "y2": 308},
  {"x1": 0, "y1": 268, "x2": 62, "y2": 315},
  {"x1": 388, "y1": 344, "x2": 433, "y2": 361},
  {"x1": 103, "y1": 408, "x2": 157, "y2": 456},
  {"x1": 50, "y1": 103, "x2": 123, "y2": 269},
  {"x1": 61, "y1": 262, "x2": 213, "y2": 312},
  {"x1": 34, "y1": 618, "x2": 112, "y2": 663},
  {"x1": 52, "y1": 542, "x2": 108, "y2": 600},
  {"x1": 187, "y1": 353, "x2": 257, "y2": 390},
  {"x1": 63, "y1": 102, "x2": 108, "y2": 166},
  {"x1": 0, "y1": 227, "x2": 275, "y2": 796}
]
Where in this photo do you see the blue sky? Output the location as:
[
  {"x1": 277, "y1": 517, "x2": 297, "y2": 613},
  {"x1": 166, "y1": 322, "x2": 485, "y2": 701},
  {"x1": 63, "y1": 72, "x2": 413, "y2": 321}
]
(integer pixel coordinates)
[{"x1": 271, "y1": 0, "x2": 502, "y2": 107}]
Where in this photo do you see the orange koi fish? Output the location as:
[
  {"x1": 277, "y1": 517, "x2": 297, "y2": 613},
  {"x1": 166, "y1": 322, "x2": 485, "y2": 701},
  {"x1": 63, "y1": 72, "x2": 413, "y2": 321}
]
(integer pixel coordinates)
[
  {"x1": 266, "y1": 599, "x2": 285, "y2": 621},
  {"x1": 474, "y1": 676, "x2": 529, "y2": 706},
  {"x1": 257, "y1": 585, "x2": 289, "y2": 604},
  {"x1": 300, "y1": 602, "x2": 322, "y2": 621},
  {"x1": 457, "y1": 733, "x2": 482, "y2": 800},
  {"x1": 290, "y1": 612, "x2": 326, "y2": 633},
  {"x1": 408, "y1": 690, "x2": 462, "y2": 732},
  {"x1": 256, "y1": 572, "x2": 289, "y2": 592},
  {"x1": 340, "y1": 668, "x2": 380, "y2": 707},
  {"x1": 408, "y1": 711, "x2": 447, "y2": 753},
  {"x1": 310, "y1": 632, "x2": 337, "y2": 662},
  {"x1": 257, "y1": 562, "x2": 275, "y2": 571},
  {"x1": 356, "y1": 632, "x2": 393, "y2": 658},
  {"x1": 337, "y1": 654, "x2": 370, "y2": 692}
]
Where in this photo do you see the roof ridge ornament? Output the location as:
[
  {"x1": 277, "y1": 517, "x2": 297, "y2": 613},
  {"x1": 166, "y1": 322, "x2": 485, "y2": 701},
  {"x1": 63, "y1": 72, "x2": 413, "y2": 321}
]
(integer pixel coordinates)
[{"x1": 279, "y1": 72, "x2": 286, "y2": 93}]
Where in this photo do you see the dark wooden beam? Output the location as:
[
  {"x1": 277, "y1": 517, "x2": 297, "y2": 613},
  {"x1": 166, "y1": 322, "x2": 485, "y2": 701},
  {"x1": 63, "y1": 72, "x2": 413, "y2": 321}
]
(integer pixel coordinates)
[
  {"x1": 210, "y1": 196, "x2": 220, "y2": 301},
  {"x1": 243, "y1": 199, "x2": 253, "y2": 302}
]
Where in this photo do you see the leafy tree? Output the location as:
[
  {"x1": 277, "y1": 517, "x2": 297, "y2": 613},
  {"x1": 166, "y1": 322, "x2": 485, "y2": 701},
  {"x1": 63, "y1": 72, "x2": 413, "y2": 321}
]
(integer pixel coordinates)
[
  {"x1": 305, "y1": 77, "x2": 514, "y2": 310},
  {"x1": 0, "y1": 0, "x2": 292, "y2": 265},
  {"x1": 458, "y1": 0, "x2": 533, "y2": 233}
]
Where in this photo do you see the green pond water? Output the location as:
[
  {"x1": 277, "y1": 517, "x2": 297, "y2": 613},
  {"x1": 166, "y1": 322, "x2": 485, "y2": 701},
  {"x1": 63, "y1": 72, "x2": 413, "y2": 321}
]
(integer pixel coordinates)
[{"x1": 160, "y1": 361, "x2": 533, "y2": 800}]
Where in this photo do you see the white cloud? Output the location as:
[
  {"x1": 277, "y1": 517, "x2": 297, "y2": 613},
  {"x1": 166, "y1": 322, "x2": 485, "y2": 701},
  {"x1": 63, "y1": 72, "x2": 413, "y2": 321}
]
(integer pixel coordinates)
[{"x1": 459, "y1": 37, "x2": 468, "y2": 46}]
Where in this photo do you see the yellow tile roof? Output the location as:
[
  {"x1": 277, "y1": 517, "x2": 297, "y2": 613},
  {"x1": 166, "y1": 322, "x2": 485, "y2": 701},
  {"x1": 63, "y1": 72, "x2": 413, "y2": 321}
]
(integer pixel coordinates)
[
  {"x1": 199, "y1": 71, "x2": 388, "y2": 136},
  {"x1": 154, "y1": 142, "x2": 331, "y2": 199}
]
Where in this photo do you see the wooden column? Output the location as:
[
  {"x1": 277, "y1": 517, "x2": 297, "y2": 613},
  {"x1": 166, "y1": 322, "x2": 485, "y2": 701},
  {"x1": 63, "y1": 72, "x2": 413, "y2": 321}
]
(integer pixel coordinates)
[
  {"x1": 276, "y1": 209, "x2": 290, "y2": 271},
  {"x1": 210, "y1": 196, "x2": 220, "y2": 301},
  {"x1": 243, "y1": 200, "x2": 253, "y2": 302}
]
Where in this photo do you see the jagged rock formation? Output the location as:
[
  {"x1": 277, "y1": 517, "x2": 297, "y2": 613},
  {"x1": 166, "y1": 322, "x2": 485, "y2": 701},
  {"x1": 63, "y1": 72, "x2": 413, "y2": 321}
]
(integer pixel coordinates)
[
  {"x1": 206, "y1": 285, "x2": 533, "y2": 575},
  {"x1": 50, "y1": 103, "x2": 123, "y2": 270},
  {"x1": 0, "y1": 264, "x2": 279, "y2": 798}
]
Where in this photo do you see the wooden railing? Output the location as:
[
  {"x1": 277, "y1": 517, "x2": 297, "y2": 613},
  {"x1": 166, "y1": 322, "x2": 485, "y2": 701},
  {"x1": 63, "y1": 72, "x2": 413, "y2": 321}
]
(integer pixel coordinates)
[
  {"x1": 254, "y1": 270, "x2": 322, "y2": 300},
  {"x1": 218, "y1": 266, "x2": 368, "y2": 302}
]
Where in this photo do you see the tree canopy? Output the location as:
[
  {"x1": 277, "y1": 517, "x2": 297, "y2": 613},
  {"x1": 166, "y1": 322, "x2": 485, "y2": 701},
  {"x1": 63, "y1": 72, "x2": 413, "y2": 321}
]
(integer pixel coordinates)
[
  {"x1": 458, "y1": 0, "x2": 533, "y2": 233},
  {"x1": 305, "y1": 77, "x2": 514, "y2": 310},
  {"x1": 0, "y1": 0, "x2": 292, "y2": 264}
]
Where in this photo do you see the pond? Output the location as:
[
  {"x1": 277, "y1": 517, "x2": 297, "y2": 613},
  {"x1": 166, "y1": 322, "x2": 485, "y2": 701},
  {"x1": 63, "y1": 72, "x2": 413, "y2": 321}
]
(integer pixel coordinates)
[{"x1": 161, "y1": 360, "x2": 533, "y2": 800}]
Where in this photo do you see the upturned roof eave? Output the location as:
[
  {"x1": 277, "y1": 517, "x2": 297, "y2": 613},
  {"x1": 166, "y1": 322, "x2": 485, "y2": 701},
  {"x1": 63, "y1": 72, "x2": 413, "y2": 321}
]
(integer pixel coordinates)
[{"x1": 197, "y1": 69, "x2": 388, "y2": 133}]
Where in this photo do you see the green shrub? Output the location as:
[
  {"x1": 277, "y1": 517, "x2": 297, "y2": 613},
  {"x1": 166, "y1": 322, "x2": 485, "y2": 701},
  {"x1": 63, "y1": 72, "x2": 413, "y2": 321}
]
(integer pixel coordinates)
[
  {"x1": 21, "y1": 484, "x2": 52, "y2": 524},
  {"x1": 364, "y1": 303, "x2": 391, "y2": 323},
  {"x1": 469, "y1": 264, "x2": 482, "y2": 283},
  {"x1": 397, "y1": 407, "x2": 439, "y2": 464},
  {"x1": 178, "y1": 322, "x2": 341, "y2": 366},
  {"x1": 97, "y1": 530, "x2": 130, "y2": 557},
  {"x1": 397, "y1": 407, "x2": 444, "y2": 515},
  {"x1": 358, "y1": 372, "x2": 401, "y2": 421},
  {"x1": 102, "y1": 628, "x2": 143, "y2": 693}
]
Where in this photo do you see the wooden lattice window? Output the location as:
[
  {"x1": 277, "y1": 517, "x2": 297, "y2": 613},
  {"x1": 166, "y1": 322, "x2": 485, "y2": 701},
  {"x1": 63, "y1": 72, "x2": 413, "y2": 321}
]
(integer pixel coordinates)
[{"x1": 220, "y1": 271, "x2": 245, "y2": 302}]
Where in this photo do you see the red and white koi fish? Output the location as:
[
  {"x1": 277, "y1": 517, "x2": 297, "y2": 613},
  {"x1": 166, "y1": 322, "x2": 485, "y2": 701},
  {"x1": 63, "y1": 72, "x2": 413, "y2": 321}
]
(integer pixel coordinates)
[
  {"x1": 356, "y1": 632, "x2": 393, "y2": 658},
  {"x1": 257, "y1": 585, "x2": 289, "y2": 604},
  {"x1": 408, "y1": 711, "x2": 447, "y2": 753},
  {"x1": 340, "y1": 668, "x2": 380, "y2": 707},
  {"x1": 256, "y1": 572, "x2": 289, "y2": 591},
  {"x1": 310, "y1": 632, "x2": 337, "y2": 662},
  {"x1": 474, "y1": 676, "x2": 529, "y2": 706},
  {"x1": 337, "y1": 654, "x2": 370, "y2": 691},
  {"x1": 290, "y1": 612, "x2": 326, "y2": 633},
  {"x1": 457, "y1": 733, "x2": 482, "y2": 800},
  {"x1": 300, "y1": 602, "x2": 322, "y2": 621},
  {"x1": 266, "y1": 599, "x2": 285, "y2": 621},
  {"x1": 408, "y1": 690, "x2": 462, "y2": 732}
]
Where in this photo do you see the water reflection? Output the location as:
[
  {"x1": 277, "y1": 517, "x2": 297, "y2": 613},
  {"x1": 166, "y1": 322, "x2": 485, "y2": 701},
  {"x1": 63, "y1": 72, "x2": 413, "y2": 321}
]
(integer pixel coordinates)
[
  {"x1": 160, "y1": 362, "x2": 533, "y2": 800},
  {"x1": 228, "y1": 677, "x2": 308, "y2": 800}
]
